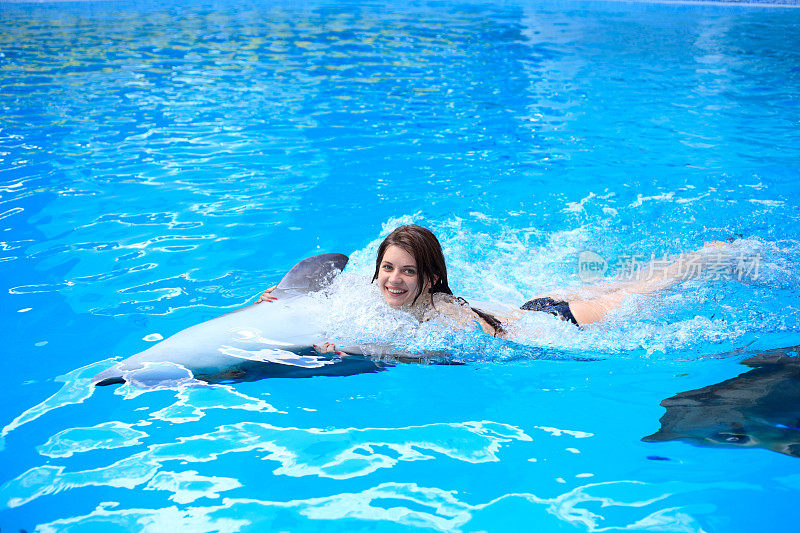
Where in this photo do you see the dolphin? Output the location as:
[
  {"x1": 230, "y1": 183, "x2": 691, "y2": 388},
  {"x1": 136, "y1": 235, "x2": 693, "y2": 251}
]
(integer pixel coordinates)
[
  {"x1": 92, "y1": 253, "x2": 388, "y2": 386},
  {"x1": 643, "y1": 346, "x2": 800, "y2": 458}
]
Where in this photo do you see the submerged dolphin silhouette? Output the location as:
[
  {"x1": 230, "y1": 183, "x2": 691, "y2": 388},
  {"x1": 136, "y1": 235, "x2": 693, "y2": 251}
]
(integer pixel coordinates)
[
  {"x1": 643, "y1": 346, "x2": 800, "y2": 458},
  {"x1": 92, "y1": 253, "x2": 387, "y2": 386}
]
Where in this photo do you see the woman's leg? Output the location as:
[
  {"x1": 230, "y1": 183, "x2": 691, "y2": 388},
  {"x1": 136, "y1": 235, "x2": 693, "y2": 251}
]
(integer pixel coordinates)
[
  {"x1": 564, "y1": 241, "x2": 732, "y2": 325},
  {"x1": 567, "y1": 291, "x2": 629, "y2": 325}
]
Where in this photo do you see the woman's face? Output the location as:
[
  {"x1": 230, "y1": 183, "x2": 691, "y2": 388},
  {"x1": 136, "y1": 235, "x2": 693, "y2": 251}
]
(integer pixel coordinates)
[{"x1": 376, "y1": 245, "x2": 427, "y2": 308}]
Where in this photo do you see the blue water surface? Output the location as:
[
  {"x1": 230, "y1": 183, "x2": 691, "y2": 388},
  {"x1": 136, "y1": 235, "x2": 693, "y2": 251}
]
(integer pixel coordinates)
[{"x1": 1, "y1": 0, "x2": 800, "y2": 531}]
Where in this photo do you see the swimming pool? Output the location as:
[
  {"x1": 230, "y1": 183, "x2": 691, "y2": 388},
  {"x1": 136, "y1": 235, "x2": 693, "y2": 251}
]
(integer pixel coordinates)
[{"x1": 1, "y1": 0, "x2": 800, "y2": 530}]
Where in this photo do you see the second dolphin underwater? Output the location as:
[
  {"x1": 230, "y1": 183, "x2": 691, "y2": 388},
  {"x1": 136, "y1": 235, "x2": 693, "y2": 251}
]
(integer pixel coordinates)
[{"x1": 92, "y1": 253, "x2": 395, "y2": 386}]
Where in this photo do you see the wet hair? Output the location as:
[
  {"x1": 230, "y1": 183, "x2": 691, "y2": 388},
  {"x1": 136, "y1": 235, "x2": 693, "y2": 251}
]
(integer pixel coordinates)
[{"x1": 372, "y1": 224, "x2": 452, "y2": 304}]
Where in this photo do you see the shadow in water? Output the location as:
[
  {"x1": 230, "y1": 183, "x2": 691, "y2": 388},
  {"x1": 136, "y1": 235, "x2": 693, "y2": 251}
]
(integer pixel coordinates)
[
  {"x1": 204, "y1": 354, "x2": 387, "y2": 383},
  {"x1": 203, "y1": 350, "x2": 464, "y2": 384},
  {"x1": 644, "y1": 346, "x2": 800, "y2": 457}
]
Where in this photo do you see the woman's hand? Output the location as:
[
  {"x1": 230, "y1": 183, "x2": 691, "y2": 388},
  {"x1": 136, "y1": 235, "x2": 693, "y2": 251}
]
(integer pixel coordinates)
[
  {"x1": 257, "y1": 286, "x2": 278, "y2": 303},
  {"x1": 313, "y1": 342, "x2": 347, "y2": 356}
]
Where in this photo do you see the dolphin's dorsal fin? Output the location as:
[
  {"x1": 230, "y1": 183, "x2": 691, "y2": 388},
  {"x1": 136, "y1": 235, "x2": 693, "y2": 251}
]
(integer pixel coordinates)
[{"x1": 274, "y1": 253, "x2": 348, "y2": 296}]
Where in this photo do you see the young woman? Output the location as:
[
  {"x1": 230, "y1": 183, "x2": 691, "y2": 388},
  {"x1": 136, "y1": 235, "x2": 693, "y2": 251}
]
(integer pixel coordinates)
[{"x1": 258, "y1": 224, "x2": 731, "y2": 351}]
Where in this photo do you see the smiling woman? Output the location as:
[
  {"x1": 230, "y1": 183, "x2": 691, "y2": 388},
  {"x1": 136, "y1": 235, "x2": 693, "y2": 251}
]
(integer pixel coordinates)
[
  {"x1": 259, "y1": 225, "x2": 740, "y2": 351},
  {"x1": 260, "y1": 225, "x2": 505, "y2": 338}
]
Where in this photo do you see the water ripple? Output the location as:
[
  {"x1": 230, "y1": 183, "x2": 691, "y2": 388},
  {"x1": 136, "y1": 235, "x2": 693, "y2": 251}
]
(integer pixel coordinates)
[{"x1": 31, "y1": 480, "x2": 713, "y2": 533}]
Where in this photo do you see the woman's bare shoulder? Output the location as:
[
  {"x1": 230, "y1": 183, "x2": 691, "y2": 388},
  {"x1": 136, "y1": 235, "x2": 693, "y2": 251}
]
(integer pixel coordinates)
[{"x1": 431, "y1": 292, "x2": 468, "y2": 308}]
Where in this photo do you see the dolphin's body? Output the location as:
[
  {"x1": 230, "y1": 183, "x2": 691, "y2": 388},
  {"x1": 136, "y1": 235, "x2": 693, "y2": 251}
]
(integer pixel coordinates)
[{"x1": 92, "y1": 254, "x2": 388, "y2": 386}]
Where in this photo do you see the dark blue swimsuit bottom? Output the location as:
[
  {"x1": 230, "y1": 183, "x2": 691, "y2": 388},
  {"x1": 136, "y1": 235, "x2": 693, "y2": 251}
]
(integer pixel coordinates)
[{"x1": 520, "y1": 297, "x2": 579, "y2": 326}]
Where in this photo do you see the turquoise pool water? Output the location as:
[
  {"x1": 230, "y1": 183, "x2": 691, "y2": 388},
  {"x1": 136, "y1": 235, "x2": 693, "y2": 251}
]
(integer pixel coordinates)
[{"x1": 2, "y1": 0, "x2": 800, "y2": 530}]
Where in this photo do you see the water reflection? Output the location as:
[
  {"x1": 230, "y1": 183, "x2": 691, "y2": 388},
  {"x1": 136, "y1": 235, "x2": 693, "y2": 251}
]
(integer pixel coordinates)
[{"x1": 644, "y1": 346, "x2": 800, "y2": 457}]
